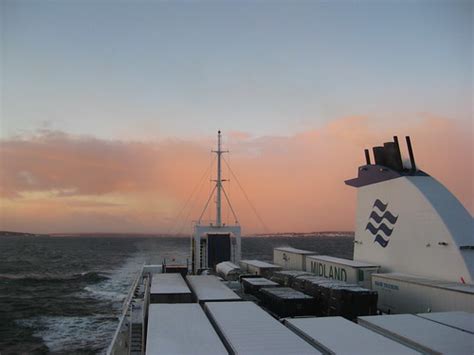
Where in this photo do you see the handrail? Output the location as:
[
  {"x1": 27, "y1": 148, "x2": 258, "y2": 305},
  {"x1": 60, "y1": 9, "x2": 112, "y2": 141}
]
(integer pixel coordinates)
[{"x1": 106, "y1": 264, "x2": 145, "y2": 355}]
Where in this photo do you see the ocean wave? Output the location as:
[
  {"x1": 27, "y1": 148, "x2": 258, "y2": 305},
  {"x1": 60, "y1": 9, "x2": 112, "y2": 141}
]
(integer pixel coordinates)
[
  {"x1": 16, "y1": 315, "x2": 118, "y2": 354},
  {"x1": 83, "y1": 286, "x2": 126, "y2": 302},
  {"x1": 0, "y1": 271, "x2": 109, "y2": 283}
]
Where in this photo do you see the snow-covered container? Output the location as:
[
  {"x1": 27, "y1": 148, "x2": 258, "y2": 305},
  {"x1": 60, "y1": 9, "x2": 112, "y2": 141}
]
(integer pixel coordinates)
[
  {"x1": 204, "y1": 301, "x2": 319, "y2": 354},
  {"x1": 306, "y1": 255, "x2": 380, "y2": 288},
  {"x1": 241, "y1": 277, "x2": 279, "y2": 295},
  {"x1": 273, "y1": 247, "x2": 317, "y2": 271},
  {"x1": 239, "y1": 259, "x2": 282, "y2": 277},
  {"x1": 416, "y1": 311, "x2": 474, "y2": 334},
  {"x1": 259, "y1": 287, "x2": 316, "y2": 317},
  {"x1": 270, "y1": 270, "x2": 312, "y2": 287},
  {"x1": 150, "y1": 273, "x2": 192, "y2": 303},
  {"x1": 372, "y1": 273, "x2": 474, "y2": 313},
  {"x1": 358, "y1": 314, "x2": 474, "y2": 354},
  {"x1": 146, "y1": 304, "x2": 227, "y2": 355},
  {"x1": 283, "y1": 316, "x2": 418, "y2": 355},
  {"x1": 216, "y1": 261, "x2": 241, "y2": 281},
  {"x1": 186, "y1": 275, "x2": 241, "y2": 303}
]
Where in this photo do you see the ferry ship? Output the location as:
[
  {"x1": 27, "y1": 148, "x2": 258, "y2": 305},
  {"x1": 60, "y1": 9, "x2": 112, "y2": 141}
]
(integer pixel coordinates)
[{"x1": 107, "y1": 132, "x2": 473, "y2": 355}]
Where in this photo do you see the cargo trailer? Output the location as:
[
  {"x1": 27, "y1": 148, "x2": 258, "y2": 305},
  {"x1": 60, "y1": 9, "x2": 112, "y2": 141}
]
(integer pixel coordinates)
[
  {"x1": 358, "y1": 314, "x2": 474, "y2": 354},
  {"x1": 283, "y1": 316, "x2": 419, "y2": 355},
  {"x1": 259, "y1": 287, "x2": 316, "y2": 318},
  {"x1": 146, "y1": 303, "x2": 227, "y2": 355},
  {"x1": 273, "y1": 247, "x2": 316, "y2": 271},
  {"x1": 204, "y1": 301, "x2": 319, "y2": 354},
  {"x1": 291, "y1": 275, "x2": 329, "y2": 294},
  {"x1": 307, "y1": 280, "x2": 353, "y2": 316},
  {"x1": 372, "y1": 272, "x2": 474, "y2": 314},
  {"x1": 306, "y1": 255, "x2": 379, "y2": 288},
  {"x1": 270, "y1": 270, "x2": 312, "y2": 287},
  {"x1": 216, "y1": 261, "x2": 241, "y2": 281},
  {"x1": 186, "y1": 275, "x2": 241, "y2": 303},
  {"x1": 150, "y1": 273, "x2": 193, "y2": 303},
  {"x1": 416, "y1": 311, "x2": 474, "y2": 334},
  {"x1": 327, "y1": 285, "x2": 378, "y2": 320},
  {"x1": 239, "y1": 259, "x2": 282, "y2": 277},
  {"x1": 241, "y1": 277, "x2": 278, "y2": 296}
]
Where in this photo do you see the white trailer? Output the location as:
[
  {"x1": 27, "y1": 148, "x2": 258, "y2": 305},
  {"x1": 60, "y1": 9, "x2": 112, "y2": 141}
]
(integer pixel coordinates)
[
  {"x1": 216, "y1": 261, "x2": 241, "y2": 281},
  {"x1": 186, "y1": 275, "x2": 241, "y2": 303},
  {"x1": 273, "y1": 247, "x2": 317, "y2": 271},
  {"x1": 150, "y1": 273, "x2": 192, "y2": 303},
  {"x1": 358, "y1": 314, "x2": 474, "y2": 355},
  {"x1": 306, "y1": 255, "x2": 380, "y2": 288},
  {"x1": 283, "y1": 316, "x2": 418, "y2": 355},
  {"x1": 204, "y1": 301, "x2": 319, "y2": 354},
  {"x1": 239, "y1": 259, "x2": 282, "y2": 277},
  {"x1": 416, "y1": 311, "x2": 474, "y2": 334},
  {"x1": 372, "y1": 273, "x2": 474, "y2": 314},
  {"x1": 146, "y1": 303, "x2": 227, "y2": 355}
]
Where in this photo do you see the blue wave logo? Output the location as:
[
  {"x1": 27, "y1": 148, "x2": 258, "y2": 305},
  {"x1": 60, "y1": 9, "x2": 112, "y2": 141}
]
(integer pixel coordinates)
[{"x1": 365, "y1": 199, "x2": 398, "y2": 247}]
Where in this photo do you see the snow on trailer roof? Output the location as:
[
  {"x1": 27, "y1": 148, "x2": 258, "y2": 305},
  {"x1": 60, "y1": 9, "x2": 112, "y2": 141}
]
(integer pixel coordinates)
[
  {"x1": 241, "y1": 277, "x2": 279, "y2": 286},
  {"x1": 240, "y1": 259, "x2": 282, "y2": 268},
  {"x1": 186, "y1": 275, "x2": 241, "y2": 302},
  {"x1": 204, "y1": 301, "x2": 320, "y2": 354},
  {"x1": 416, "y1": 311, "x2": 474, "y2": 334},
  {"x1": 283, "y1": 316, "x2": 419, "y2": 355},
  {"x1": 274, "y1": 247, "x2": 317, "y2": 255},
  {"x1": 358, "y1": 314, "x2": 474, "y2": 355},
  {"x1": 216, "y1": 261, "x2": 240, "y2": 274},
  {"x1": 373, "y1": 273, "x2": 474, "y2": 294},
  {"x1": 274, "y1": 270, "x2": 312, "y2": 276},
  {"x1": 146, "y1": 304, "x2": 227, "y2": 355},
  {"x1": 150, "y1": 273, "x2": 191, "y2": 295},
  {"x1": 260, "y1": 287, "x2": 313, "y2": 300},
  {"x1": 306, "y1": 255, "x2": 380, "y2": 268},
  {"x1": 216, "y1": 261, "x2": 240, "y2": 270}
]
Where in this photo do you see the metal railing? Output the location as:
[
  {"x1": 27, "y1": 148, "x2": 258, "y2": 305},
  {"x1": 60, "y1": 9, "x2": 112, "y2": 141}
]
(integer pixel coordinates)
[{"x1": 106, "y1": 264, "x2": 145, "y2": 355}]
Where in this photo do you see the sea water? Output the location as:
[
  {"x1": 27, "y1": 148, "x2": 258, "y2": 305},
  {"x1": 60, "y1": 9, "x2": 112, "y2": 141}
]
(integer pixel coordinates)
[{"x1": 0, "y1": 234, "x2": 353, "y2": 354}]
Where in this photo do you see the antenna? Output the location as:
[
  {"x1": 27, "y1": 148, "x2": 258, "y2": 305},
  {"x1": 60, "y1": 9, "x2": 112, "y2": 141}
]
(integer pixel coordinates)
[{"x1": 212, "y1": 130, "x2": 228, "y2": 226}]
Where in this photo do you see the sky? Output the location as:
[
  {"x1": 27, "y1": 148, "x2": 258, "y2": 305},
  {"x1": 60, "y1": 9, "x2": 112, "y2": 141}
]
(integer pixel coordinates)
[{"x1": 0, "y1": 0, "x2": 472, "y2": 234}]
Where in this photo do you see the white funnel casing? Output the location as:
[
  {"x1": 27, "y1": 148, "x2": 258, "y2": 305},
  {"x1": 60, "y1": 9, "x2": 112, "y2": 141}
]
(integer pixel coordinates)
[{"x1": 346, "y1": 137, "x2": 473, "y2": 284}]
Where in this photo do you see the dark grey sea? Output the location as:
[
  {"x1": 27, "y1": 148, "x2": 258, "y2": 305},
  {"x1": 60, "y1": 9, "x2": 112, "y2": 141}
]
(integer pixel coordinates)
[{"x1": 0, "y1": 235, "x2": 353, "y2": 354}]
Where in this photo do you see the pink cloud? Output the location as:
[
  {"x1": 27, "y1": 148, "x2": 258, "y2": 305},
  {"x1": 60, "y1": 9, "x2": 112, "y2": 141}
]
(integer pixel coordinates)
[{"x1": 0, "y1": 115, "x2": 471, "y2": 234}]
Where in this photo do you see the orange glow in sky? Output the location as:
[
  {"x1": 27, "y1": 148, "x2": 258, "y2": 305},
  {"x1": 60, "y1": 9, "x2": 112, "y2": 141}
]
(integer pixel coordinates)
[{"x1": 0, "y1": 114, "x2": 471, "y2": 234}]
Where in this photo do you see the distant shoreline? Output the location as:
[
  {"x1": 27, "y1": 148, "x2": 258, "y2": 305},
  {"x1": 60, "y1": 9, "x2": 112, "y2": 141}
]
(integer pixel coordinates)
[{"x1": 0, "y1": 230, "x2": 354, "y2": 238}]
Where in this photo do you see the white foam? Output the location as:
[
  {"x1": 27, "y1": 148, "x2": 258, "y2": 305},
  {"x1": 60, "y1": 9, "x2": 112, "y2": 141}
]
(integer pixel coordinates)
[{"x1": 17, "y1": 315, "x2": 117, "y2": 354}]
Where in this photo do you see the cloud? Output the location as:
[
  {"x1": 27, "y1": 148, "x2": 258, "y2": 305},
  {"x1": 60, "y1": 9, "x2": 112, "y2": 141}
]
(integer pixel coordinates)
[{"x1": 0, "y1": 115, "x2": 471, "y2": 234}]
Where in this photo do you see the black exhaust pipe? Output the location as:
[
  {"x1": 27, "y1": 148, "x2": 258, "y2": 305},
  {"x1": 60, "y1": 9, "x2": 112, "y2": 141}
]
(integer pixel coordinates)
[
  {"x1": 364, "y1": 149, "x2": 371, "y2": 165},
  {"x1": 373, "y1": 146, "x2": 386, "y2": 166},
  {"x1": 405, "y1": 136, "x2": 416, "y2": 172}
]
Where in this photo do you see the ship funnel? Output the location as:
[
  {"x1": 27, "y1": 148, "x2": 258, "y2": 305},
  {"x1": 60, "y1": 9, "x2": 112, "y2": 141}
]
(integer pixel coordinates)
[{"x1": 345, "y1": 135, "x2": 473, "y2": 284}]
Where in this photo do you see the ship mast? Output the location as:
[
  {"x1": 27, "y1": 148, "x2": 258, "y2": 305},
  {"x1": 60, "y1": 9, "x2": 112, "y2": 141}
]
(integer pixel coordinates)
[
  {"x1": 213, "y1": 130, "x2": 227, "y2": 227},
  {"x1": 192, "y1": 130, "x2": 242, "y2": 273}
]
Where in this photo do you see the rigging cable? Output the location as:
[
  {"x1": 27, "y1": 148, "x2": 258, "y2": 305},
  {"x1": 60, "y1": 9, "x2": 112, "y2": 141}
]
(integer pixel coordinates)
[
  {"x1": 221, "y1": 185, "x2": 239, "y2": 224},
  {"x1": 222, "y1": 156, "x2": 271, "y2": 233},
  {"x1": 167, "y1": 155, "x2": 216, "y2": 235}
]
